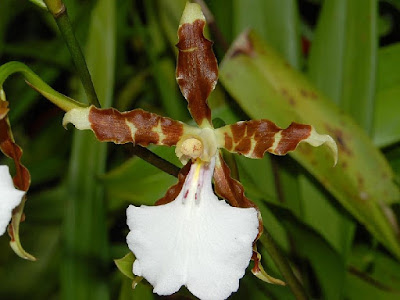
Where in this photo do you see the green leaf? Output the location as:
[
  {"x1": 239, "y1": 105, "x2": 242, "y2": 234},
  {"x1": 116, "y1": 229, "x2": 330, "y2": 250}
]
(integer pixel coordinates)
[
  {"x1": 345, "y1": 273, "x2": 400, "y2": 300},
  {"x1": 103, "y1": 146, "x2": 179, "y2": 209},
  {"x1": 219, "y1": 30, "x2": 400, "y2": 259},
  {"x1": 308, "y1": 0, "x2": 347, "y2": 104},
  {"x1": 306, "y1": 0, "x2": 369, "y2": 257},
  {"x1": 233, "y1": 0, "x2": 301, "y2": 68},
  {"x1": 265, "y1": 202, "x2": 347, "y2": 299},
  {"x1": 308, "y1": 0, "x2": 377, "y2": 134},
  {"x1": 118, "y1": 277, "x2": 154, "y2": 300},
  {"x1": 61, "y1": 0, "x2": 115, "y2": 299},
  {"x1": 373, "y1": 43, "x2": 400, "y2": 147},
  {"x1": 345, "y1": 246, "x2": 400, "y2": 300},
  {"x1": 348, "y1": 245, "x2": 400, "y2": 290},
  {"x1": 115, "y1": 252, "x2": 135, "y2": 280},
  {"x1": 298, "y1": 174, "x2": 355, "y2": 256}
]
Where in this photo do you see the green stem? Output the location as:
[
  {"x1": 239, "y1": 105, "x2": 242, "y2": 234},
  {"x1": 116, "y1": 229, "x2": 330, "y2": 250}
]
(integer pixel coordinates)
[
  {"x1": 0, "y1": 61, "x2": 84, "y2": 111},
  {"x1": 131, "y1": 145, "x2": 180, "y2": 178},
  {"x1": 0, "y1": 61, "x2": 180, "y2": 179},
  {"x1": 44, "y1": 0, "x2": 100, "y2": 107},
  {"x1": 260, "y1": 232, "x2": 309, "y2": 300}
]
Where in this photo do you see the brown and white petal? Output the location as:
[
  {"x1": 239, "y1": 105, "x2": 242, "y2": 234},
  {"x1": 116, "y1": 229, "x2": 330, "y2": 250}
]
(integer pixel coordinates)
[{"x1": 215, "y1": 120, "x2": 337, "y2": 165}]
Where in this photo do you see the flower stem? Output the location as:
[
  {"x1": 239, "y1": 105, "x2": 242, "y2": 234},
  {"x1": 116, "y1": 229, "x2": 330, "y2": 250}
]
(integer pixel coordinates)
[
  {"x1": 0, "y1": 61, "x2": 84, "y2": 111},
  {"x1": 130, "y1": 145, "x2": 180, "y2": 178},
  {"x1": 260, "y1": 232, "x2": 308, "y2": 300},
  {"x1": 44, "y1": 0, "x2": 100, "y2": 107}
]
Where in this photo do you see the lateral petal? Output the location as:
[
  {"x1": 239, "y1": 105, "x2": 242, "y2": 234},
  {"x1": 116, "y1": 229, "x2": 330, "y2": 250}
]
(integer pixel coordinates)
[{"x1": 216, "y1": 120, "x2": 337, "y2": 165}]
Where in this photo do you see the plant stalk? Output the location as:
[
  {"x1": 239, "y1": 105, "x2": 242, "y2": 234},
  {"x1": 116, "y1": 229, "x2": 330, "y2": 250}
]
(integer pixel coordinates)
[
  {"x1": 260, "y1": 232, "x2": 308, "y2": 300},
  {"x1": 130, "y1": 145, "x2": 180, "y2": 178},
  {"x1": 44, "y1": 0, "x2": 100, "y2": 107}
]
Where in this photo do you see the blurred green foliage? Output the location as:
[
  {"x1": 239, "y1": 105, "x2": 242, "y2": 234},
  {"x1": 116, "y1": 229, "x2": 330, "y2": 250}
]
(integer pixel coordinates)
[{"x1": 1, "y1": 0, "x2": 400, "y2": 299}]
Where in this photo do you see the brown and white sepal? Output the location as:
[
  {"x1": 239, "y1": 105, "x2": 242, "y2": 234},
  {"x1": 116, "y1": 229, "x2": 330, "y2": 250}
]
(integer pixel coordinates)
[
  {"x1": 176, "y1": 2, "x2": 218, "y2": 127},
  {"x1": 63, "y1": 105, "x2": 187, "y2": 148}
]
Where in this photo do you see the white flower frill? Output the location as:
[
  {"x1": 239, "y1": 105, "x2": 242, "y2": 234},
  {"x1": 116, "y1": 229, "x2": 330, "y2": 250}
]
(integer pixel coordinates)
[
  {"x1": 126, "y1": 157, "x2": 259, "y2": 300},
  {"x1": 0, "y1": 165, "x2": 25, "y2": 236}
]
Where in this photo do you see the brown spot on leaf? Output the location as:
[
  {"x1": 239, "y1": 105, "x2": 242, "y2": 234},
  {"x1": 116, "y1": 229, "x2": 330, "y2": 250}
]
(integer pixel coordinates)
[
  {"x1": 310, "y1": 91, "x2": 318, "y2": 99},
  {"x1": 300, "y1": 89, "x2": 318, "y2": 100},
  {"x1": 230, "y1": 32, "x2": 254, "y2": 58},
  {"x1": 281, "y1": 88, "x2": 289, "y2": 97},
  {"x1": 357, "y1": 175, "x2": 364, "y2": 188},
  {"x1": 334, "y1": 129, "x2": 352, "y2": 156}
]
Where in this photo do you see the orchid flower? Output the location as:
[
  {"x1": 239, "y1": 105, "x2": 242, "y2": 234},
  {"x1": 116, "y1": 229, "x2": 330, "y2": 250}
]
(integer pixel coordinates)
[
  {"x1": 0, "y1": 94, "x2": 33, "y2": 260},
  {"x1": 63, "y1": 3, "x2": 337, "y2": 299}
]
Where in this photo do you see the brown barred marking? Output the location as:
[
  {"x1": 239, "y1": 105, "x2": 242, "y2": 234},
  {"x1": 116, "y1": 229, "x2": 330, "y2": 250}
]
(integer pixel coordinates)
[
  {"x1": 88, "y1": 107, "x2": 184, "y2": 147},
  {"x1": 231, "y1": 122, "x2": 246, "y2": 143},
  {"x1": 274, "y1": 123, "x2": 311, "y2": 155},
  {"x1": 89, "y1": 107, "x2": 132, "y2": 143},
  {"x1": 235, "y1": 138, "x2": 251, "y2": 154},
  {"x1": 217, "y1": 120, "x2": 279, "y2": 157},
  {"x1": 224, "y1": 133, "x2": 233, "y2": 151},
  {"x1": 161, "y1": 118, "x2": 183, "y2": 146},
  {"x1": 155, "y1": 162, "x2": 192, "y2": 206},
  {"x1": 0, "y1": 101, "x2": 9, "y2": 119},
  {"x1": 217, "y1": 120, "x2": 313, "y2": 158},
  {"x1": 176, "y1": 19, "x2": 218, "y2": 126}
]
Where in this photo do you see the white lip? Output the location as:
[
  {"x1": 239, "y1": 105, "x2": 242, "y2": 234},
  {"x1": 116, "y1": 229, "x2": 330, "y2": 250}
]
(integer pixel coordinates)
[{"x1": 126, "y1": 157, "x2": 259, "y2": 300}]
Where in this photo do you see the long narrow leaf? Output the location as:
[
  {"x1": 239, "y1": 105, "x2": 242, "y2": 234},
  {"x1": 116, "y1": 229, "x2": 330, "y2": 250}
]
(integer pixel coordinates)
[
  {"x1": 219, "y1": 31, "x2": 400, "y2": 259},
  {"x1": 61, "y1": 0, "x2": 115, "y2": 299}
]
